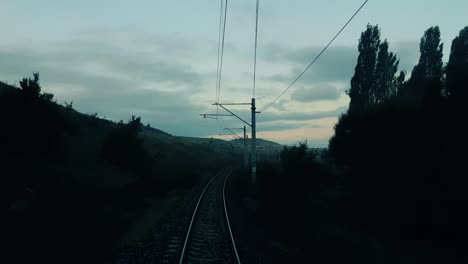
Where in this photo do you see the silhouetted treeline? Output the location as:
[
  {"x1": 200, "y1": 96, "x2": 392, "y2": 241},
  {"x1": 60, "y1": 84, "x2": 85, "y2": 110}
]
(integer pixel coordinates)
[
  {"x1": 102, "y1": 115, "x2": 153, "y2": 183},
  {"x1": 330, "y1": 25, "x2": 468, "y2": 259},
  {"x1": 0, "y1": 74, "x2": 154, "y2": 263},
  {"x1": 0, "y1": 75, "x2": 233, "y2": 263},
  {"x1": 236, "y1": 143, "x2": 343, "y2": 262}
]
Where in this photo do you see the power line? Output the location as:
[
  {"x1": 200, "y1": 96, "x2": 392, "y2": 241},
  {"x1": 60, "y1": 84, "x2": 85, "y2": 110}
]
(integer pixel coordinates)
[
  {"x1": 217, "y1": 0, "x2": 229, "y2": 134},
  {"x1": 215, "y1": 0, "x2": 225, "y2": 125},
  {"x1": 217, "y1": 0, "x2": 228, "y2": 103},
  {"x1": 215, "y1": 0, "x2": 224, "y2": 104},
  {"x1": 259, "y1": 0, "x2": 370, "y2": 113},
  {"x1": 211, "y1": 0, "x2": 229, "y2": 133},
  {"x1": 253, "y1": 0, "x2": 259, "y2": 98}
]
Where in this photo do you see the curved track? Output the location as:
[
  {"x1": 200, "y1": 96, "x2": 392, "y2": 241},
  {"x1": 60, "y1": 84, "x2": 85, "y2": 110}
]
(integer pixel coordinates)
[{"x1": 179, "y1": 169, "x2": 240, "y2": 264}]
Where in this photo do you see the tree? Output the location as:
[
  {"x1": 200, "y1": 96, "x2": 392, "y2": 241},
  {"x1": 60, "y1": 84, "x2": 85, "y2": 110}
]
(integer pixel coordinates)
[
  {"x1": 127, "y1": 115, "x2": 142, "y2": 134},
  {"x1": 395, "y1": 70, "x2": 407, "y2": 96},
  {"x1": 446, "y1": 26, "x2": 468, "y2": 105},
  {"x1": 19, "y1": 72, "x2": 41, "y2": 98},
  {"x1": 407, "y1": 26, "x2": 444, "y2": 104},
  {"x1": 348, "y1": 25, "x2": 399, "y2": 110},
  {"x1": 349, "y1": 24, "x2": 381, "y2": 110},
  {"x1": 373, "y1": 40, "x2": 400, "y2": 102},
  {"x1": 102, "y1": 115, "x2": 149, "y2": 179}
]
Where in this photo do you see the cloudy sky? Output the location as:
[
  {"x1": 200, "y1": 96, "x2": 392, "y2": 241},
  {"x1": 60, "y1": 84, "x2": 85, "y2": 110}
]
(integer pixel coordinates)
[{"x1": 1, "y1": 0, "x2": 466, "y2": 146}]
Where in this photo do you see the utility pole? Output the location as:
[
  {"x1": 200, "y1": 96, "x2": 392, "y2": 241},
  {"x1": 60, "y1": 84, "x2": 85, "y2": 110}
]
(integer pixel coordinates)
[
  {"x1": 211, "y1": 100, "x2": 259, "y2": 184},
  {"x1": 251, "y1": 98, "x2": 257, "y2": 184},
  {"x1": 243, "y1": 126, "x2": 247, "y2": 169}
]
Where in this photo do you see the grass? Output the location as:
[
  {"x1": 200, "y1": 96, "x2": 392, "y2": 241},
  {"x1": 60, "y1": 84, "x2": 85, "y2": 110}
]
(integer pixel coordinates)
[
  {"x1": 120, "y1": 194, "x2": 179, "y2": 247},
  {"x1": 1, "y1": 80, "x2": 243, "y2": 263}
]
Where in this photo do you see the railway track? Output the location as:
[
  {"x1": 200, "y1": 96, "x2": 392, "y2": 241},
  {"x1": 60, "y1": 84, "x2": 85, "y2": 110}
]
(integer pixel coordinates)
[{"x1": 179, "y1": 169, "x2": 241, "y2": 264}]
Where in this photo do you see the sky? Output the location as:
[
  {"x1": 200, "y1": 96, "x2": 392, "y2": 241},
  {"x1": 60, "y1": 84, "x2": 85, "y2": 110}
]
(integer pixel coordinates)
[{"x1": 1, "y1": 0, "x2": 467, "y2": 146}]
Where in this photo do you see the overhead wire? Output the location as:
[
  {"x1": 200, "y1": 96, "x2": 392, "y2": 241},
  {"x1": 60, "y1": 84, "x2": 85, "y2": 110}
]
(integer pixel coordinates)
[
  {"x1": 253, "y1": 0, "x2": 259, "y2": 98},
  {"x1": 215, "y1": 0, "x2": 224, "y2": 104},
  {"x1": 217, "y1": 0, "x2": 229, "y2": 133},
  {"x1": 259, "y1": 0, "x2": 370, "y2": 113},
  {"x1": 214, "y1": 0, "x2": 225, "y2": 126},
  {"x1": 218, "y1": 0, "x2": 228, "y2": 103},
  {"x1": 202, "y1": 0, "x2": 224, "y2": 118}
]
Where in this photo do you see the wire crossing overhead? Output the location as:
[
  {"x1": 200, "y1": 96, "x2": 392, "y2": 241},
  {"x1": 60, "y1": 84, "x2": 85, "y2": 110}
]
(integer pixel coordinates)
[
  {"x1": 214, "y1": 0, "x2": 228, "y2": 127},
  {"x1": 215, "y1": 0, "x2": 224, "y2": 104},
  {"x1": 259, "y1": 0, "x2": 370, "y2": 113},
  {"x1": 253, "y1": 0, "x2": 260, "y2": 98},
  {"x1": 217, "y1": 0, "x2": 228, "y2": 103}
]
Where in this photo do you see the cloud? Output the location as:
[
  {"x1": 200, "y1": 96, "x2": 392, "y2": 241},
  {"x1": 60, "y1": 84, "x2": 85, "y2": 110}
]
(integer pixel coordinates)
[
  {"x1": 0, "y1": 27, "x2": 351, "y2": 144},
  {"x1": 258, "y1": 106, "x2": 348, "y2": 123},
  {"x1": 0, "y1": 41, "x2": 204, "y2": 90},
  {"x1": 256, "y1": 115, "x2": 341, "y2": 146},
  {"x1": 290, "y1": 83, "x2": 341, "y2": 102},
  {"x1": 392, "y1": 40, "x2": 419, "y2": 73},
  {"x1": 262, "y1": 44, "x2": 357, "y2": 84},
  {"x1": 262, "y1": 40, "x2": 421, "y2": 87},
  {"x1": 259, "y1": 122, "x2": 320, "y2": 131},
  {"x1": 0, "y1": 29, "x2": 217, "y2": 137}
]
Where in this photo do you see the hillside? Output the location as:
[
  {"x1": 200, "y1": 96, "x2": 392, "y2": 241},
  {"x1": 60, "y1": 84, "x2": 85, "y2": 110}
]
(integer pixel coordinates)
[
  {"x1": 1, "y1": 79, "x2": 239, "y2": 263},
  {"x1": 0, "y1": 80, "x2": 16, "y2": 95},
  {"x1": 230, "y1": 138, "x2": 283, "y2": 149},
  {"x1": 178, "y1": 136, "x2": 283, "y2": 155}
]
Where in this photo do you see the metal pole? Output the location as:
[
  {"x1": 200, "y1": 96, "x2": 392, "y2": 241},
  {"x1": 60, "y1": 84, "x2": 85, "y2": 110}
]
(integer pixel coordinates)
[
  {"x1": 243, "y1": 126, "x2": 247, "y2": 169},
  {"x1": 251, "y1": 98, "x2": 257, "y2": 184}
]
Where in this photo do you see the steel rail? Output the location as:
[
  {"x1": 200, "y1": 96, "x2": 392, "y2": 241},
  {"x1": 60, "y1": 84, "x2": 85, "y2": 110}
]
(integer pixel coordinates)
[
  {"x1": 223, "y1": 171, "x2": 241, "y2": 263},
  {"x1": 178, "y1": 169, "x2": 225, "y2": 264}
]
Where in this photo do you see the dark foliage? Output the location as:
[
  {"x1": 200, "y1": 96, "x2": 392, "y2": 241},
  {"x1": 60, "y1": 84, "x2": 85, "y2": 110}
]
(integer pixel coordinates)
[
  {"x1": 1, "y1": 75, "x2": 230, "y2": 263},
  {"x1": 255, "y1": 142, "x2": 332, "y2": 250},
  {"x1": 329, "y1": 25, "x2": 468, "y2": 261},
  {"x1": 19, "y1": 72, "x2": 41, "y2": 98},
  {"x1": 102, "y1": 115, "x2": 153, "y2": 183},
  {"x1": 446, "y1": 26, "x2": 468, "y2": 106},
  {"x1": 404, "y1": 26, "x2": 444, "y2": 105},
  {"x1": 348, "y1": 24, "x2": 400, "y2": 111}
]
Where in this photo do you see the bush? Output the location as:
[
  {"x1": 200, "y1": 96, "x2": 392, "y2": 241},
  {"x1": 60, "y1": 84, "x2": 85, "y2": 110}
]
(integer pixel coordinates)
[
  {"x1": 102, "y1": 116, "x2": 153, "y2": 183},
  {"x1": 329, "y1": 97, "x2": 468, "y2": 256}
]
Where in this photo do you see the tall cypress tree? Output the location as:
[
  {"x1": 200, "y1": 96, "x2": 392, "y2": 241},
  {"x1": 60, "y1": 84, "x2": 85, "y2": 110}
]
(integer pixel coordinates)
[
  {"x1": 348, "y1": 25, "x2": 399, "y2": 109},
  {"x1": 373, "y1": 40, "x2": 399, "y2": 103},
  {"x1": 349, "y1": 24, "x2": 380, "y2": 110},
  {"x1": 446, "y1": 26, "x2": 468, "y2": 106},
  {"x1": 407, "y1": 26, "x2": 444, "y2": 104}
]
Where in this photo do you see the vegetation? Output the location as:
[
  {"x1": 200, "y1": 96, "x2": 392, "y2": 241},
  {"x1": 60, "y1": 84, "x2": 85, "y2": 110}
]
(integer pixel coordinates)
[
  {"x1": 329, "y1": 25, "x2": 468, "y2": 260},
  {"x1": 1, "y1": 75, "x2": 235, "y2": 263},
  {"x1": 256, "y1": 142, "x2": 333, "y2": 247},
  {"x1": 102, "y1": 116, "x2": 152, "y2": 183},
  {"x1": 236, "y1": 25, "x2": 468, "y2": 263},
  {"x1": 3, "y1": 22, "x2": 467, "y2": 264}
]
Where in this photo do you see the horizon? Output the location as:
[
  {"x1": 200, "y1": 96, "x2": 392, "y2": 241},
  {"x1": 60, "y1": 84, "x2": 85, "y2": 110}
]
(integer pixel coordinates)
[{"x1": 1, "y1": 0, "x2": 467, "y2": 146}]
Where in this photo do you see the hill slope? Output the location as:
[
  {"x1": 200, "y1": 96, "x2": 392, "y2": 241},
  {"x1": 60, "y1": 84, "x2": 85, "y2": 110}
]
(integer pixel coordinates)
[{"x1": 1, "y1": 79, "x2": 238, "y2": 263}]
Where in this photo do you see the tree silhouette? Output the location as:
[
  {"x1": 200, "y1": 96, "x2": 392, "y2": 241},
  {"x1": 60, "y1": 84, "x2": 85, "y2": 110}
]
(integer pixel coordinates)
[
  {"x1": 349, "y1": 24, "x2": 380, "y2": 110},
  {"x1": 127, "y1": 115, "x2": 142, "y2": 134},
  {"x1": 330, "y1": 25, "x2": 468, "y2": 260},
  {"x1": 373, "y1": 40, "x2": 399, "y2": 103},
  {"x1": 19, "y1": 72, "x2": 41, "y2": 98},
  {"x1": 396, "y1": 70, "x2": 407, "y2": 96},
  {"x1": 102, "y1": 115, "x2": 150, "y2": 181},
  {"x1": 406, "y1": 26, "x2": 444, "y2": 104},
  {"x1": 348, "y1": 25, "x2": 399, "y2": 110},
  {"x1": 446, "y1": 26, "x2": 468, "y2": 106}
]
